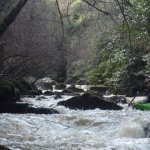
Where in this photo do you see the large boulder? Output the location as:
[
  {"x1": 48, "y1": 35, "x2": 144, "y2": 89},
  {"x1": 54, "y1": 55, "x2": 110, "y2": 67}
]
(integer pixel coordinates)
[
  {"x1": 36, "y1": 82, "x2": 53, "y2": 90},
  {"x1": 0, "y1": 80, "x2": 19, "y2": 103},
  {"x1": 0, "y1": 103, "x2": 28, "y2": 113},
  {"x1": 35, "y1": 77, "x2": 56, "y2": 90},
  {"x1": 0, "y1": 103, "x2": 59, "y2": 114},
  {"x1": 0, "y1": 145, "x2": 10, "y2": 150},
  {"x1": 57, "y1": 93, "x2": 122, "y2": 110}
]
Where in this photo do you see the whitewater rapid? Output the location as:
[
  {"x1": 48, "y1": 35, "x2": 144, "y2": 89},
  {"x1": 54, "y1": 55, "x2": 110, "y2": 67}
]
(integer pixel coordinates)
[{"x1": 0, "y1": 95, "x2": 150, "y2": 150}]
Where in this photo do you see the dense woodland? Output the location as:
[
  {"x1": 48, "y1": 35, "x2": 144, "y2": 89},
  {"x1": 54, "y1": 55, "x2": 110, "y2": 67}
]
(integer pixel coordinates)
[{"x1": 0, "y1": 0, "x2": 150, "y2": 95}]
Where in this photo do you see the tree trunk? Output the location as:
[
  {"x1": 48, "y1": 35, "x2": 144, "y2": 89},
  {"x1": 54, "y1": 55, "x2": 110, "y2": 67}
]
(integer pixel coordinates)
[{"x1": 0, "y1": 0, "x2": 28, "y2": 37}]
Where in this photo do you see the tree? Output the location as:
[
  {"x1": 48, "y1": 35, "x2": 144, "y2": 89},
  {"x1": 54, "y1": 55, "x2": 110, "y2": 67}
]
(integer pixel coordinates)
[{"x1": 0, "y1": 0, "x2": 28, "y2": 37}]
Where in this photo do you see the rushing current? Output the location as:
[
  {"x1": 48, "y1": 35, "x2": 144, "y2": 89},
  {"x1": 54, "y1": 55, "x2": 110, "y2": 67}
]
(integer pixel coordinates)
[{"x1": 0, "y1": 95, "x2": 150, "y2": 150}]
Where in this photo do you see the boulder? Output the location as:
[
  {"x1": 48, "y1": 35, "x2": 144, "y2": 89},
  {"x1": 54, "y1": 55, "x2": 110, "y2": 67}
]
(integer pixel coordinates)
[
  {"x1": 0, "y1": 103, "x2": 59, "y2": 114},
  {"x1": 0, "y1": 103, "x2": 28, "y2": 113},
  {"x1": 57, "y1": 93, "x2": 122, "y2": 110},
  {"x1": 55, "y1": 83, "x2": 66, "y2": 90},
  {"x1": 0, "y1": 80, "x2": 19, "y2": 103},
  {"x1": 36, "y1": 82, "x2": 53, "y2": 90},
  {"x1": 35, "y1": 77, "x2": 56, "y2": 90},
  {"x1": 26, "y1": 107, "x2": 59, "y2": 114},
  {"x1": 0, "y1": 145, "x2": 10, "y2": 150}
]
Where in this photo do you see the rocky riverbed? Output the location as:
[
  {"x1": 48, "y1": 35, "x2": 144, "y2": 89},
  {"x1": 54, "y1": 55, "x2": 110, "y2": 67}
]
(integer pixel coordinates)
[{"x1": 0, "y1": 95, "x2": 150, "y2": 150}]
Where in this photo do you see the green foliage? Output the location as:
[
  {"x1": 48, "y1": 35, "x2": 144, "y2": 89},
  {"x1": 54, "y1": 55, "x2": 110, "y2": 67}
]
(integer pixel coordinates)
[
  {"x1": 68, "y1": 0, "x2": 90, "y2": 28},
  {"x1": 83, "y1": 0, "x2": 150, "y2": 94}
]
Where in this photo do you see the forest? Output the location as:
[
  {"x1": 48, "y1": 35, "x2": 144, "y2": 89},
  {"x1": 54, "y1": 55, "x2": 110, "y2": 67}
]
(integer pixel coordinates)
[
  {"x1": 0, "y1": 0, "x2": 150, "y2": 95},
  {"x1": 0, "y1": 0, "x2": 150, "y2": 150}
]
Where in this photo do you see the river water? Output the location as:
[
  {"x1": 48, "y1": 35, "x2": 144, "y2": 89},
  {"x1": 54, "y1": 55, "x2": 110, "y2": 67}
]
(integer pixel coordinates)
[{"x1": 0, "y1": 95, "x2": 150, "y2": 150}]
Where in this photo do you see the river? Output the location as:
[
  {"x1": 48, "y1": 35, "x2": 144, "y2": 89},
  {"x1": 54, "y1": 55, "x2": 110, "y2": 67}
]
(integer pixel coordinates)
[{"x1": 0, "y1": 95, "x2": 150, "y2": 150}]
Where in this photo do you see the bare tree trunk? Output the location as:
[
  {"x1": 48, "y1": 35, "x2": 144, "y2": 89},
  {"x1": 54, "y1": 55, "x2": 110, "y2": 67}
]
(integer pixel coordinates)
[
  {"x1": 0, "y1": 0, "x2": 28, "y2": 37},
  {"x1": 0, "y1": 42, "x2": 5, "y2": 74}
]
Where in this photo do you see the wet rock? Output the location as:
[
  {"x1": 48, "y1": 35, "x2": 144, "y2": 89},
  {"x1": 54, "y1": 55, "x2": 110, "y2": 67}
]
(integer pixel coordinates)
[
  {"x1": 35, "y1": 77, "x2": 57, "y2": 90},
  {"x1": 55, "y1": 83, "x2": 66, "y2": 90},
  {"x1": 0, "y1": 80, "x2": 19, "y2": 103},
  {"x1": 26, "y1": 107, "x2": 59, "y2": 114},
  {"x1": 0, "y1": 103, "x2": 29, "y2": 113},
  {"x1": 0, "y1": 103, "x2": 59, "y2": 114},
  {"x1": 57, "y1": 93, "x2": 122, "y2": 110},
  {"x1": 44, "y1": 91, "x2": 54, "y2": 96},
  {"x1": 36, "y1": 82, "x2": 53, "y2": 90},
  {"x1": 0, "y1": 145, "x2": 10, "y2": 150}
]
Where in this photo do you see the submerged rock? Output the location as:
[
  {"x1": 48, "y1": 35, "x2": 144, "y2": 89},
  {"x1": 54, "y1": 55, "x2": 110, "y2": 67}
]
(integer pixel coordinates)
[{"x1": 57, "y1": 93, "x2": 122, "y2": 110}]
